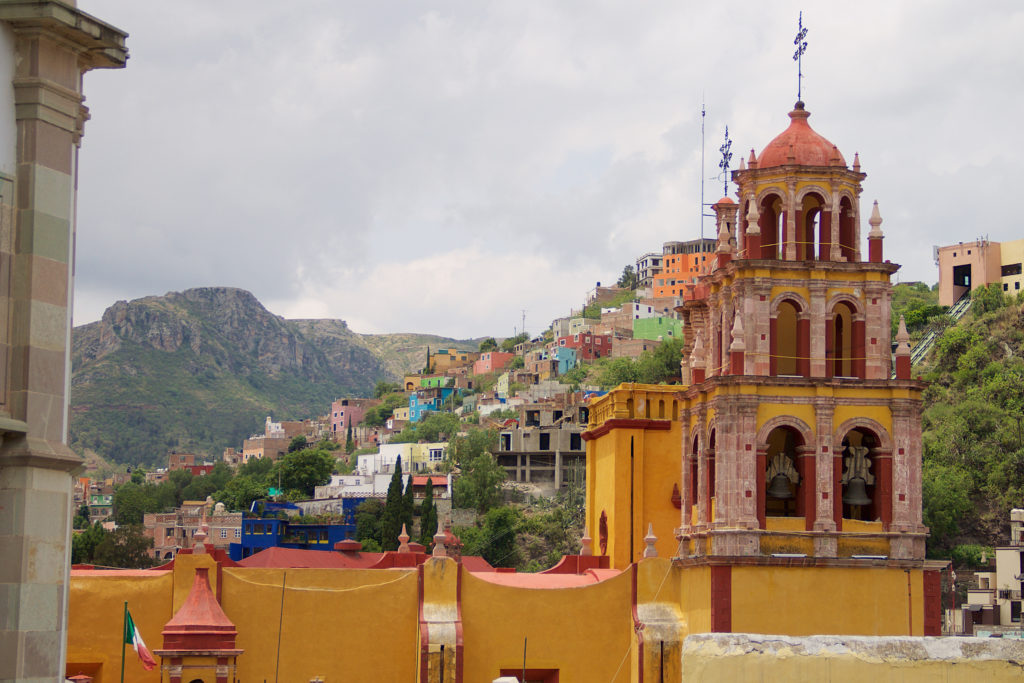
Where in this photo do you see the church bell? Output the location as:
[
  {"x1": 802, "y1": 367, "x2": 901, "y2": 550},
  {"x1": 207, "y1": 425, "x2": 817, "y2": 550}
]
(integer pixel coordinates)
[
  {"x1": 842, "y1": 476, "x2": 871, "y2": 507},
  {"x1": 766, "y1": 473, "x2": 793, "y2": 500}
]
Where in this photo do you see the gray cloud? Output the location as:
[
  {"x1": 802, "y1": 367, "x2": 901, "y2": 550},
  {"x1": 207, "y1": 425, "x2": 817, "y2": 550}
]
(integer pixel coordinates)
[{"x1": 74, "y1": 1, "x2": 1024, "y2": 337}]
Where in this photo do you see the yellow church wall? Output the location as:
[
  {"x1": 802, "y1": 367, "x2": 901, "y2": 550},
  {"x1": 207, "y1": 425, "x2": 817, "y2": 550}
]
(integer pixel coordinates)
[
  {"x1": 730, "y1": 566, "x2": 925, "y2": 636},
  {"x1": 460, "y1": 567, "x2": 633, "y2": 683},
  {"x1": 67, "y1": 571, "x2": 173, "y2": 682},
  {"x1": 832, "y1": 404, "x2": 892, "y2": 437},
  {"x1": 586, "y1": 385, "x2": 684, "y2": 568},
  {"x1": 757, "y1": 402, "x2": 816, "y2": 434},
  {"x1": 678, "y1": 565, "x2": 712, "y2": 636},
  {"x1": 220, "y1": 566, "x2": 420, "y2": 682}
]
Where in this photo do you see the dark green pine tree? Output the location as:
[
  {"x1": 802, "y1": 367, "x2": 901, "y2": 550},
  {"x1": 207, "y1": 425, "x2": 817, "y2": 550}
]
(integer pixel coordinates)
[
  {"x1": 381, "y1": 455, "x2": 405, "y2": 551},
  {"x1": 419, "y1": 479, "x2": 437, "y2": 547},
  {"x1": 402, "y1": 475, "x2": 415, "y2": 542}
]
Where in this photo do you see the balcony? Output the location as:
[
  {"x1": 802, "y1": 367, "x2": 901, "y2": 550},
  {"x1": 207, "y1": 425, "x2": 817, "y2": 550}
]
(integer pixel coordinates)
[{"x1": 967, "y1": 589, "x2": 996, "y2": 606}]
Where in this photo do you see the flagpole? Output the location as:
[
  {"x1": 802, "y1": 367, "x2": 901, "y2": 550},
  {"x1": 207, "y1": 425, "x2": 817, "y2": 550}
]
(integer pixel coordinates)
[{"x1": 120, "y1": 600, "x2": 127, "y2": 683}]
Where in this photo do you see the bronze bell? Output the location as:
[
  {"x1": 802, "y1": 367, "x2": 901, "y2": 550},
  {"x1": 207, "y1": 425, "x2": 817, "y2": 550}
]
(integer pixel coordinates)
[
  {"x1": 843, "y1": 476, "x2": 871, "y2": 506},
  {"x1": 767, "y1": 473, "x2": 793, "y2": 500}
]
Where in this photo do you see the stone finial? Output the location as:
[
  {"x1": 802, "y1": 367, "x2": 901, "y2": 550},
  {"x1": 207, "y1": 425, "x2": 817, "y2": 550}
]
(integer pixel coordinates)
[
  {"x1": 193, "y1": 524, "x2": 208, "y2": 553},
  {"x1": 398, "y1": 523, "x2": 410, "y2": 553},
  {"x1": 432, "y1": 518, "x2": 447, "y2": 557},
  {"x1": 729, "y1": 314, "x2": 745, "y2": 352},
  {"x1": 717, "y1": 216, "x2": 732, "y2": 253},
  {"x1": 896, "y1": 315, "x2": 910, "y2": 351},
  {"x1": 738, "y1": 157, "x2": 746, "y2": 171},
  {"x1": 642, "y1": 523, "x2": 658, "y2": 558},
  {"x1": 853, "y1": 152, "x2": 861, "y2": 172},
  {"x1": 745, "y1": 200, "x2": 760, "y2": 234},
  {"x1": 580, "y1": 527, "x2": 593, "y2": 556},
  {"x1": 748, "y1": 148, "x2": 757, "y2": 168},
  {"x1": 868, "y1": 200, "x2": 883, "y2": 237},
  {"x1": 690, "y1": 329, "x2": 706, "y2": 369},
  {"x1": 830, "y1": 144, "x2": 842, "y2": 165}
]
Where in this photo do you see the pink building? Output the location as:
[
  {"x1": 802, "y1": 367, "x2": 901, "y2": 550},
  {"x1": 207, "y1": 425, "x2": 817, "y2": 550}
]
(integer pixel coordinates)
[
  {"x1": 472, "y1": 351, "x2": 515, "y2": 375},
  {"x1": 331, "y1": 398, "x2": 377, "y2": 439}
]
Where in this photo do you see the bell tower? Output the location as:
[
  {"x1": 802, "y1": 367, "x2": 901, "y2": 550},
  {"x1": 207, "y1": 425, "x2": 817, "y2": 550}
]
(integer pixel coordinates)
[{"x1": 675, "y1": 100, "x2": 926, "y2": 563}]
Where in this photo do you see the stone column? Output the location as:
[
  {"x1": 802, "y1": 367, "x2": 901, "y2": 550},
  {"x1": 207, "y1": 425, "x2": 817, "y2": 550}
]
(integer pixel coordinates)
[
  {"x1": 0, "y1": 7, "x2": 127, "y2": 681},
  {"x1": 784, "y1": 181, "x2": 797, "y2": 260},
  {"x1": 808, "y1": 282, "x2": 827, "y2": 377},
  {"x1": 829, "y1": 190, "x2": 842, "y2": 261}
]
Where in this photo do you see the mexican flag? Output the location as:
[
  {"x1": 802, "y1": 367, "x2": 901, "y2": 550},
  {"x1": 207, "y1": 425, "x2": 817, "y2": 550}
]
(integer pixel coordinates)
[{"x1": 124, "y1": 608, "x2": 157, "y2": 671}]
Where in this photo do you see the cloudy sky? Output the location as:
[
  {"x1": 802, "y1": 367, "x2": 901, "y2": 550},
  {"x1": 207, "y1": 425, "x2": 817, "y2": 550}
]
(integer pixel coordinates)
[{"x1": 73, "y1": 1, "x2": 1024, "y2": 338}]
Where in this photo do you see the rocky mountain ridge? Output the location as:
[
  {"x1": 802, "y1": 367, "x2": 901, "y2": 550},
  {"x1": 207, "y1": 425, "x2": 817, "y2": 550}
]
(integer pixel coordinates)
[{"x1": 70, "y1": 287, "x2": 474, "y2": 466}]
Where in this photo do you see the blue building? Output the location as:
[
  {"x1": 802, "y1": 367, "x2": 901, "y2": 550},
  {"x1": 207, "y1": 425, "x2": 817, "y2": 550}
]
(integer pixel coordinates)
[
  {"x1": 228, "y1": 499, "x2": 362, "y2": 561},
  {"x1": 554, "y1": 347, "x2": 577, "y2": 375},
  {"x1": 409, "y1": 386, "x2": 458, "y2": 422}
]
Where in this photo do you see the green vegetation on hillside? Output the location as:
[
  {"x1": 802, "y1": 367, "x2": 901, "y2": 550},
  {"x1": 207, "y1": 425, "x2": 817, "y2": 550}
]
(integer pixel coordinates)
[{"x1": 918, "y1": 284, "x2": 1024, "y2": 562}]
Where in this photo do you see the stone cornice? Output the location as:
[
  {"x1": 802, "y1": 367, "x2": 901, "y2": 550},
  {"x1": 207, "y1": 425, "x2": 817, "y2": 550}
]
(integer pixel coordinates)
[{"x1": 0, "y1": 0, "x2": 128, "y2": 68}]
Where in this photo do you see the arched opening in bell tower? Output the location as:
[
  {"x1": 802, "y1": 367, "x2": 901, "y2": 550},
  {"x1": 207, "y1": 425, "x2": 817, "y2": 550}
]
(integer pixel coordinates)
[
  {"x1": 839, "y1": 428, "x2": 881, "y2": 523},
  {"x1": 763, "y1": 426, "x2": 805, "y2": 520},
  {"x1": 838, "y1": 196, "x2": 856, "y2": 262},
  {"x1": 771, "y1": 299, "x2": 804, "y2": 376},
  {"x1": 832, "y1": 302, "x2": 854, "y2": 377},
  {"x1": 800, "y1": 192, "x2": 826, "y2": 261},
  {"x1": 759, "y1": 194, "x2": 784, "y2": 259}
]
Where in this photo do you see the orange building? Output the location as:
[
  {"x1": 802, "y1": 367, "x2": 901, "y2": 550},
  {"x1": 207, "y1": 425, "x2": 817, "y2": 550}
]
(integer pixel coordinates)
[{"x1": 651, "y1": 238, "x2": 717, "y2": 298}]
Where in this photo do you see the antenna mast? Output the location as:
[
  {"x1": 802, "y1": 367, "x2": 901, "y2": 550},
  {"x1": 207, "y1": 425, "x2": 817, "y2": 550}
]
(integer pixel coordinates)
[
  {"x1": 718, "y1": 126, "x2": 733, "y2": 198},
  {"x1": 700, "y1": 98, "x2": 706, "y2": 240}
]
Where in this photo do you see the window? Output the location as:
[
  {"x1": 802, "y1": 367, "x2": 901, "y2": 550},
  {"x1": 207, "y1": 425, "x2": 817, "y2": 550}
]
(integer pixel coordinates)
[
  {"x1": 570, "y1": 433, "x2": 582, "y2": 450},
  {"x1": 234, "y1": 528, "x2": 241, "y2": 538},
  {"x1": 539, "y1": 433, "x2": 551, "y2": 450},
  {"x1": 1005, "y1": 283, "x2": 1009, "y2": 291},
  {"x1": 1002, "y1": 263, "x2": 1022, "y2": 276},
  {"x1": 429, "y1": 448, "x2": 444, "y2": 461},
  {"x1": 220, "y1": 528, "x2": 227, "y2": 539},
  {"x1": 500, "y1": 433, "x2": 511, "y2": 451}
]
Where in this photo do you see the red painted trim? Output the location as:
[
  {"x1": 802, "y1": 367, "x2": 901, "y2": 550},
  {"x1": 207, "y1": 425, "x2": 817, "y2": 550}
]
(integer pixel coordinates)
[
  {"x1": 833, "y1": 454, "x2": 843, "y2": 532},
  {"x1": 500, "y1": 670, "x2": 559, "y2": 683},
  {"x1": 417, "y1": 564, "x2": 429, "y2": 682},
  {"x1": 869, "y1": 235, "x2": 883, "y2": 263},
  {"x1": 631, "y1": 564, "x2": 645, "y2": 683},
  {"x1": 824, "y1": 318, "x2": 834, "y2": 378},
  {"x1": 852, "y1": 319, "x2": 866, "y2": 379},
  {"x1": 756, "y1": 449, "x2": 767, "y2": 530},
  {"x1": 455, "y1": 562, "x2": 464, "y2": 683},
  {"x1": 820, "y1": 210, "x2": 832, "y2": 260},
  {"x1": 876, "y1": 453, "x2": 893, "y2": 531},
  {"x1": 581, "y1": 418, "x2": 671, "y2": 441},
  {"x1": 710, "y1": 565, "x2": 732, "y2": 632},
  {"x1": 769, "y1": 317, "x2": 778, "y2": 376},
  {"x1": 923, "y1": 569, "x2": 942, "y2": 636}
]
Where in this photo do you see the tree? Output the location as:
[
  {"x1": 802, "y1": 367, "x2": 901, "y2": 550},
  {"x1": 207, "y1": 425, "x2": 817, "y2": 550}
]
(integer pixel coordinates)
[
  {"x1": 478, "y1": 337, "x2": 498, "y2": 352},
  {"x1": 345, "y1": 425, "x2": 355, "y2": 454},
  {"x1": 92, "y1": 525, "x2": 154, "y2": 569},
  {"x1": 509, "y1": 356, "x2": 525, "y2": 370},
  {"x1": 73, "y1": 504, "x2": 90, "y2": 530},
  {"x1": 113, "y1": 483, "x2": 158, "y2": 525},
  {"x1": 288, "y1": 435, "x2": 308, "y2": 453},
  {"x1": 215, "y1": 475, "x2": 268, "y2": 512},
  {"x1": 419, "y1": 479, "x2": 437, "y2": 546},
  {"x1": 274, "y1": 448, "x2": 335, "y2": 497},
  {"x1": 449, "y1": 426, "x2": 498, "y2": 467},
  {"x1": 374, "y1": 380, "x2": 400, "y2": 398},
  {"x1": 616, "y1": 265, "x2": 638, "y2": 290},
  {"x1": 71, "y1": 522, "x2": 109, "y2": 564},
  {"x1": 402, "y1": 476, "x2": 415, "y2": 539},
  {"x1": 354, "y1": 498, "x2": 385, "y2": 547},
  {"x1": 454, "y1": 453, "x2": 506, "y2": 513},
  {"x1": 479, "y1": 506, "x2": 522, "y2": 568},
  {"x1": 380, "y1": 456, "x2": 405, "y2": 550},
  {"x1": 500, "y1": 333, "x2": 529, "y2": 353}
]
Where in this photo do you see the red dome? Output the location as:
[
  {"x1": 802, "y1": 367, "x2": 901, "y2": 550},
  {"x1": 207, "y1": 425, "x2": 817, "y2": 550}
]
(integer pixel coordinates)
[
  {"x1": 757, "y1": 102, "x2": 845, "y2": 168},
  {"x1": 713, "y1": 197, "x2": 735, "y2": 205}
]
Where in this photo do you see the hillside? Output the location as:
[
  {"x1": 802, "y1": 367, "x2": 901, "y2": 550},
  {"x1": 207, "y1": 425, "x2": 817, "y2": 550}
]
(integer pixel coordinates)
[
  {"x1": 70, "y1": 287, "x2": 473, "y2": 467},
  {"x1": 915, "y1": 285, "x2": 1024, "y2": 561}
]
